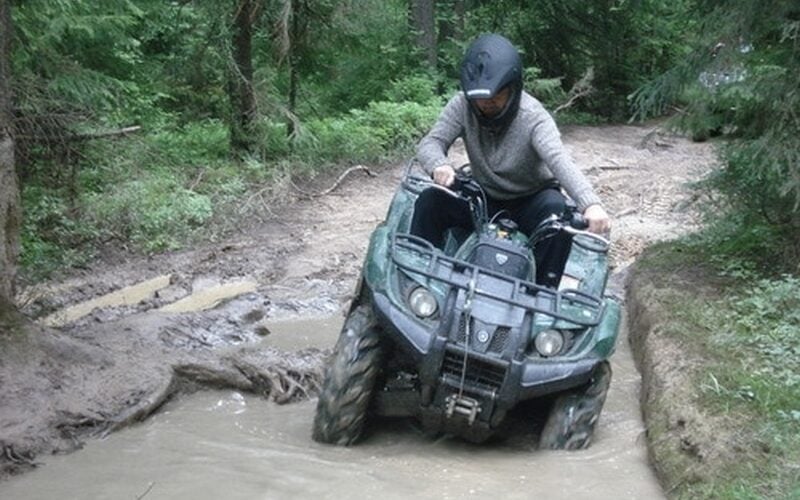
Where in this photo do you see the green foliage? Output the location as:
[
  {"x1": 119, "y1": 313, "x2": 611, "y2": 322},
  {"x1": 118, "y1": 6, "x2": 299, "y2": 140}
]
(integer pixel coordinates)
[
  {"x1": 523, "y1": 67, "x2": 566, "y2": 110},
  {"x1": 681, "y1": 209, "x2": 796, "y2": 278},
  {"x1": 83, "y1": 173, "x2": 212, "y2": 252},
  {"x1": 522, "y1": 67, "x2": 600, "y2": 125},
  {"x1": 295, "y1": 99, "x2": 440, "y2": 165},
  {"x1": 352, "y1": 100, "x2": 441, "y2": 151},
  {"x1": 383, "y1": 75, "x2": 440, "y2": 106},
  {"x1": 460, "y1": 0, "x2": 693, "y2": 120},
  {"x1": 8, "y1": 0, "x2": 701, "y2": 278},
  {"x1": 150, "y1": 120, "x2": 230, "y2": 166},
  {"x1": 728, "y1": 275, "x2": 800, "y2": 373},
  {"x1": 295, "y1": 118, "x2": 383, "y2": 165},
  {"x1": 133, "y1": 1, "x2": 230, "y2": 123},
  {"x1": 295, "y1": 0, "x2": 415, "y2": 114},
  {"x1": 709, "y1": 274, "x2": 800, "y2": 400},
  {"x1": 633, "y1": 0, "x2": 800, "y2": 272},
  {"x1": 696, "y1": 274, "x2": 800, "y2": 499},
  {"x1": 19, "y1": 186, "x2": 96, "y2": 278},
  {"x1": 12, "y1": 0, "x2": 158, "y2": 120}
]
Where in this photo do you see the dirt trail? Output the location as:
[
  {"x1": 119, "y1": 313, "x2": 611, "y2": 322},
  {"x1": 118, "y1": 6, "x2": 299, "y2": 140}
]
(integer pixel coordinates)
[{"x1": 1, "y1": 122, "x2": 716, "y2": 481}]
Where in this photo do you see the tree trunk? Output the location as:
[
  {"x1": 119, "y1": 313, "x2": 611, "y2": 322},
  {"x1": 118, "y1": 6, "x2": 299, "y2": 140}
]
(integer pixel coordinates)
[
  {"x1": 229, "y1": 0, "x2": 260, "y2": 156},
  {"x1": 454, "y1": 0, "x2": 465, "y2": 41},
  {"x1": 438, "y1": 0, "x2": 465, "y2": 44},
  {"x1": 287, "y1": 0, "x2": 300, "y2": 138},
  {"x1": 0, "y1": 0, "x2": 21, "y2": 302},
  {"x1": 410, "y1": 0, "x2": 437, "y2": 70}
]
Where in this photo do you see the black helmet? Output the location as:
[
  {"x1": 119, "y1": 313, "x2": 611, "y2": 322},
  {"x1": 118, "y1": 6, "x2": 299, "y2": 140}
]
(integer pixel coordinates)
[{"x1": 460, "y1": 33, "x2": 523, "y2": 130}]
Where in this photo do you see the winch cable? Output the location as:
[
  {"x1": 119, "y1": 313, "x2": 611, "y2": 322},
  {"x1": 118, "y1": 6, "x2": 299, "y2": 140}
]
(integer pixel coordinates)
[{"x1": 458, "y1": 275, "x2": 478, "y2": 398}]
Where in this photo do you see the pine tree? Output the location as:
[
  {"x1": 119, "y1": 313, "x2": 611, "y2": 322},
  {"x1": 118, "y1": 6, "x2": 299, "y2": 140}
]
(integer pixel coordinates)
[{"x1": 632, "y1": 0, "x2": 800, "y2": 267}]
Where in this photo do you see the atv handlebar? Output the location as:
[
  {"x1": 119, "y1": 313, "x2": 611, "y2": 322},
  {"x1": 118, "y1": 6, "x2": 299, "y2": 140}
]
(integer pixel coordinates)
[
  {"x1": 404, "y1": 160, "x2": 610, "y2": 251},
  {"x1": 529, "y1": 210, "x2": 610, "y2": 251}
]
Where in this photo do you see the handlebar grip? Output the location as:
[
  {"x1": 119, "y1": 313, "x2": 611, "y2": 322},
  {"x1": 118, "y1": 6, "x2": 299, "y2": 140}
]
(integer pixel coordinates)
[
  {"x1": 451, "y1": 172, "x2": 474, "y2": 192},
  {"x1": 570, "y1": 212, "x2": 589, "y2": 230}
]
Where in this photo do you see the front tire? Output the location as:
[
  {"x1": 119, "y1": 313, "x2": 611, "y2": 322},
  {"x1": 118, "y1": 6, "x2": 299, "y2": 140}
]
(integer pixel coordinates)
[
  {"x1": 539, "y1": 361, "x2": 612, "y2": 450},
  {"x1": 312, "y1": 304, "x2": 383, "y2": 445}
]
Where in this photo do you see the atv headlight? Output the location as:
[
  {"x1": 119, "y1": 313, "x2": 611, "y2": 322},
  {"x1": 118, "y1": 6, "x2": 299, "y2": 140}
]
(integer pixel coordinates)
[
  {"x1": 535, "y1": 329, "x2": 565, "y2": 357},
  {"x1": 408, "y1": 286, "x2": 438, "y2": 318}
]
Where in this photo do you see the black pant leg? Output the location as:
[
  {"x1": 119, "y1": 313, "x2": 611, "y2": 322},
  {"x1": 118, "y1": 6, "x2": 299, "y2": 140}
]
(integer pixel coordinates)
[
  {"x1": 411, "y1": 186, "x2": 573, "y2": 287},
  {"x1": 505, "y1": 188, "x2": 572, "y2": 287},
  {"x1": 410, "y1": 188, "x2": 473, "y2": 249}
]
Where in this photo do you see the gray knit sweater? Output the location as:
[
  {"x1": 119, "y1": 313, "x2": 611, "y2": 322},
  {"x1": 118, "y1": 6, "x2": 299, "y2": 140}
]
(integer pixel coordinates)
[{"x1": 416, "y1": 91, "x2": 601, "y2": 211}]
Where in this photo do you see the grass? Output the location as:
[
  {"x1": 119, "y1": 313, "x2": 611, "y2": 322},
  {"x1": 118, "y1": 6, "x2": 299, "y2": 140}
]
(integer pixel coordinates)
[{"x1": 632, "y1": 240, "x2": 800, "y2": 499}]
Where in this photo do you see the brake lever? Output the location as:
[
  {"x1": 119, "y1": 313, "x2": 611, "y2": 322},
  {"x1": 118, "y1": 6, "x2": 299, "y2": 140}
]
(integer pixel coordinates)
[
  {"x1": 426, "y1": 182, "x2": 462, "y2": 199},
  {"x1": 563, "y1": 226, "x2": 611, "y2": 248}
]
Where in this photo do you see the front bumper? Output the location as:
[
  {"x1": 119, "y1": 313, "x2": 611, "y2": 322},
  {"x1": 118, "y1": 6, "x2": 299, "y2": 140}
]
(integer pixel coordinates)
[{"x1": 372, "y1": 291, "x2": 601, "y2": 413}]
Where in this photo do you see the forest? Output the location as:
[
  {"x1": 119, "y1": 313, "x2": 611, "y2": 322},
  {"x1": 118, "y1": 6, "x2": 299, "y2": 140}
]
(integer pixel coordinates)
[{"x1": 0, "y1": 0, "x2": 797, "y2": 287}]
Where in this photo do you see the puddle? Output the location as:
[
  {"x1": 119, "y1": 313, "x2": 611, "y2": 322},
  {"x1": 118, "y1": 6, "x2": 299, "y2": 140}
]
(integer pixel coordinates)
[
  {"x1": 3, "y1": 383, "x2": 663, "y2": 500},
  {"x1": 38, "y1": 276, "x2": 262, "y2": 326},
  {"x1": 159, "y1": 280, "x2": 258, "y2": 313},
  {"x1": 261, "y1": 315, "x2": 343, "y2": 350},
  {"x1": 4, "y1": 310, "x2": 664, "y2": 500},
  {"x1": 40, "y1": 275, "x2": 171, "y2": 327}
]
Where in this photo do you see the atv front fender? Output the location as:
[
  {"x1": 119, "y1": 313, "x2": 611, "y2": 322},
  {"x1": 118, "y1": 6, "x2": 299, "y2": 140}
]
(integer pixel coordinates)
[
  {"x1": 515, "y1": 358, "x2": 600, "y2": 399},
  {"x1": 372, "y1": 291, "x2": 434, "y2": 357}
]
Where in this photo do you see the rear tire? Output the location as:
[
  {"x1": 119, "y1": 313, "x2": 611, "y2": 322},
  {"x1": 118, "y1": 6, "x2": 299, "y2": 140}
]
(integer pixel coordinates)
[
  {"x1": 312, "y1": 304, "x2": 383, "y2": 445},
  {"x1": 539, "y1": 361, "x2": 612, "y2": 450}
]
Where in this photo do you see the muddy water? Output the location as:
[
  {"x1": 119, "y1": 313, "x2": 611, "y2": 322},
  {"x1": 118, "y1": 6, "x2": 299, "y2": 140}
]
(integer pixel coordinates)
[
  {"x1": 158, "y1": 279, "x2": 258, "y2": 313},
  {"x1": 40, "y1": 275, "x2": 172, "y2": 326},
  {"x1": 35, "y1": 276, "x2": 264, "y2": 327},
  {"x1": 3, "y1": 314, "x2": 663, "y2": 500}
]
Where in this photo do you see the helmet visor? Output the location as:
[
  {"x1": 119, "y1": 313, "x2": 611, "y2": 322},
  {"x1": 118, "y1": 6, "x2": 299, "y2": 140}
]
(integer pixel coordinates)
[{"x1": 470, "y1": 85, "x2": 512, "y2": 118}]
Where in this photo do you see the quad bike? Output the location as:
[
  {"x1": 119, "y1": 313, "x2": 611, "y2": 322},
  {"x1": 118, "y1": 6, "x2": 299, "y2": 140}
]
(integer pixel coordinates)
[{"x1": 312, "y1": 161, "x2": 620, "y2": 449}]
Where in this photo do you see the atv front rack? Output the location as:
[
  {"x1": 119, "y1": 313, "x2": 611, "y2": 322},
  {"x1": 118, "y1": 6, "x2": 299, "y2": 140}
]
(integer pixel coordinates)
[{"x1": 391, "y1": 233, "x2": 604, "y2": 327}]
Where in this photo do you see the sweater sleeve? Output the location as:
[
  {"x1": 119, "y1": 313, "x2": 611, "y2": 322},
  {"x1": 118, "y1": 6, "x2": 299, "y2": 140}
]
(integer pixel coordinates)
[
  {"x1": 416, "y1": 94, "x2": 466, "y2": 175},
  {"x1": 530, "y1": 112, "x2": 602, "y2": 211}
]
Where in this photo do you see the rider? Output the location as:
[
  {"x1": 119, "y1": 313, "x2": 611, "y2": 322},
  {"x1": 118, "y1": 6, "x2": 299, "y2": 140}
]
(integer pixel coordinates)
[{"x1": 410, "y1": 33, "x2": 611, "y2": 287}]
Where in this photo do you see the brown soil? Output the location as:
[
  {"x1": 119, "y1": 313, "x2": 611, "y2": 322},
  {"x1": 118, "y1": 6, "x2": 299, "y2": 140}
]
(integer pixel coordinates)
[{"x1": 1, "y1": 122, "x2": 718, "y2": 482}]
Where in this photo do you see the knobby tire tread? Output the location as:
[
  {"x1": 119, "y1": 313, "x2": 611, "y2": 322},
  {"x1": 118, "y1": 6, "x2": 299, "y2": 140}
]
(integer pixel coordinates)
[
  {"x1": 312, "y1": 304, "x2": 382, "y2": 445},
  {"x1": 539, "y1": 361, "x2": 612, "y2": 450}
]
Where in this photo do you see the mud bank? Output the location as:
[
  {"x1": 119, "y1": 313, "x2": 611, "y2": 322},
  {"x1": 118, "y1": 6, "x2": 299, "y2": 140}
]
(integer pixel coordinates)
[
  {"x1": 626, "y1": 266, "x2": 720, "y2": 489},
  {"x1": 0, "y1": 299, "x2": 328, "y2": 479},
  {"x1": 625, "y1": 251, "x2": 769, "y2": 497}
]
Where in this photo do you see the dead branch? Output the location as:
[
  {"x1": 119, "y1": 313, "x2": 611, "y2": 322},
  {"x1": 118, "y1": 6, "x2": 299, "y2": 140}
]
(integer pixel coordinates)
[
  {"x1": 615, "y1": 206, "x2": 639, "y2": 218},
  {"x1": 2, "y1": 444, "x2": 37, "y2": 466},
  {"x1": 292, "y1": 165, "x2": 375, "y2": 199},
  {"x1": 554, "y1": 67, "x2": 595, "y2": 115},
  {"x1": 595, "y1": 164, "x2": 635, "y2": 170},
  {"x1": 188, "y1": 169, "x2": 205, "y2": 191},
  {"x1": 136, "y1": 482, "x2": 156, "y2": 500},
  {"x1": 274, "y1": 371, "x2": 312, "y2": 404},
  {"x1": 16, "y1": 126, "x2": 142, "y2": 142}
]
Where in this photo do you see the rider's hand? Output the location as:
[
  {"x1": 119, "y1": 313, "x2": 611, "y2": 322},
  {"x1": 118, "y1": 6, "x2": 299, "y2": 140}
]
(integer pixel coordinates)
[
  {"x1": 432, "y1": 164, "x2": 456, "y2": 187},
  {"x1": 583, "y1": 204, "x2": 611, "y2": 235}
]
